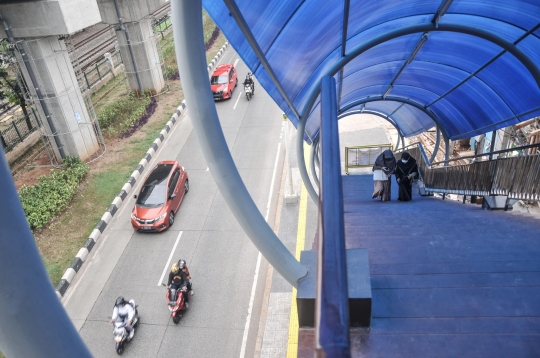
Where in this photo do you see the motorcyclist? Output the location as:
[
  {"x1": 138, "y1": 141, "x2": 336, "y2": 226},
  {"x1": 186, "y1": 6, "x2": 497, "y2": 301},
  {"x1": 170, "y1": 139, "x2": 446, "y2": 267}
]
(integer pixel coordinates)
[
  {"x1": 167, "y1": 260, "x2": 190, "y2": 307},
  {"x1": 243, "y1": 73, "x2": 255, "y2": 93},
  {"x1": 179, "y1": 259, "x2": 193, "y2": 295},
  {"x1": 109, "y1": 296, "x2": 135, "y2": 340}
]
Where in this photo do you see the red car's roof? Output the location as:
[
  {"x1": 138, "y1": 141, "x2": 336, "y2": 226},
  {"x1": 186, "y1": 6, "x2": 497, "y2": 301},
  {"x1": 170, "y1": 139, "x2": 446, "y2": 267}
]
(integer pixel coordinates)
[{"x1": 212, "y1": 64, "x2": 233, "y2": 76}]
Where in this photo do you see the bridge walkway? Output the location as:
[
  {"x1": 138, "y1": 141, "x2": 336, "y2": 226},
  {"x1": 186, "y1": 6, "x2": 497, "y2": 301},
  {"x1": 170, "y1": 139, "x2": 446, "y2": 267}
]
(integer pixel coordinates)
[{"x1": 298, "y1": 174, "x2": 540, "y2": 357}]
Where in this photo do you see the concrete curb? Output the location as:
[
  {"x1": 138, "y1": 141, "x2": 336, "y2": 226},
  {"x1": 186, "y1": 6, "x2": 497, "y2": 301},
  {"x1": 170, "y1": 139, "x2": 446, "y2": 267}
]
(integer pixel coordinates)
[{"x1": 55, "y1": 42, "x2": 230, "y2": 299}]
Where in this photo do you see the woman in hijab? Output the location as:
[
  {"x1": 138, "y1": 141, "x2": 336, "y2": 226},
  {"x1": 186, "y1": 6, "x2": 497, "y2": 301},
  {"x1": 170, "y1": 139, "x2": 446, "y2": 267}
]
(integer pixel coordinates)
[
  {"x1": 372, "y1": 149, "x2": 396, "y2": 201},
  {"x1": 395, "y1": 152, "x2": 418, "y2": 201}
]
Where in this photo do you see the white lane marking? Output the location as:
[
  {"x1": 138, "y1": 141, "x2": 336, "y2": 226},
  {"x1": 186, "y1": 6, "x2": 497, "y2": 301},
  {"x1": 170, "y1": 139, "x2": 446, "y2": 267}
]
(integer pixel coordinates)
[
  {"x1": 157, "y1": 231, "x2": 183, "y2": 286},
  {"x1": 239, "y1": 139, "x2": 282, "y2": 358},
  {"x1": 233, "y1": 58, "x2": 239, "y2": 67},
  {"x1": 233, "y1": 92, "x2": 243, "y2": 110}
]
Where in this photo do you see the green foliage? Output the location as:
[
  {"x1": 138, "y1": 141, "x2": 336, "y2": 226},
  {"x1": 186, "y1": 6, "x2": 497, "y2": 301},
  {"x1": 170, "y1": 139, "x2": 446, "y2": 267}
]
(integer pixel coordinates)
[
  {"x1": 97, "y1": 93, "x2": 151, "y2": 135},
  {"x1": 19, "y1": 156, "x2": 89, "y2": 230}
]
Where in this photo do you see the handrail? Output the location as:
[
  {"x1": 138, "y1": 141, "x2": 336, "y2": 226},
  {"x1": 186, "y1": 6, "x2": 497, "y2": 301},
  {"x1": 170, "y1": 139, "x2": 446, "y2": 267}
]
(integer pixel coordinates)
[
  {"x1": 317, "y1": 76, "x2": 351, "y2": 357},
  {"x1": 430, "y1": 142, "x2": 540, "y2": 166}
]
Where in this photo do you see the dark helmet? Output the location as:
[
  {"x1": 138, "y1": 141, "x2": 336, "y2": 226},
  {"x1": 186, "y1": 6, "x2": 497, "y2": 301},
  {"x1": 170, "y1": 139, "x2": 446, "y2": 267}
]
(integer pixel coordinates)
[
  {"x1": 178, "y1": 259, "x2": 186, "y2": 269},
  {"x1": 401, "y1": 152, "x2": 411, "y2": 160},
  {"x1": 115, "y1": 296, "x2": 126, "y2": 306}
]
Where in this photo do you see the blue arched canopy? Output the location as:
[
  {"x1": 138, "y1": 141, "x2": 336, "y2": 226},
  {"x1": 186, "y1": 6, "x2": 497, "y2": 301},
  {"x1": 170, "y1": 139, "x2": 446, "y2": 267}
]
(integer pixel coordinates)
[{"x1": 203, "y1": 0, "x2": 540, "y2": 143}]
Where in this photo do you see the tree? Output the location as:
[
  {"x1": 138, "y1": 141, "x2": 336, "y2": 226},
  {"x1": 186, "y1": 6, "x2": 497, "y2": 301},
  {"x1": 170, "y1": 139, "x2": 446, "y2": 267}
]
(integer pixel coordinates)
[{"x1": 0, "y1": 60, "x2": 32, "y2": 131}]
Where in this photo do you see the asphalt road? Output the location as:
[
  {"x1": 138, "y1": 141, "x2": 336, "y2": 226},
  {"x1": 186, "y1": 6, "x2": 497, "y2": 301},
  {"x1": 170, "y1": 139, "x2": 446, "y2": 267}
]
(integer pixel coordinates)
[{"x1": 63, "y1": 46, "x2": 286, "y2": 357}]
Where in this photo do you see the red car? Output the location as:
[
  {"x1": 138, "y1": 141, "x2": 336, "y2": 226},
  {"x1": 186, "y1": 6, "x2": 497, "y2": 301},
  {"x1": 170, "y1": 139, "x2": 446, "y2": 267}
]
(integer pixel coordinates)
[
  {"x1": 131, "y1": 161, "x2": 189, "y2": 232},
  {"x1": 210, "y1": 64, "x2": 238, "y2": 100}
]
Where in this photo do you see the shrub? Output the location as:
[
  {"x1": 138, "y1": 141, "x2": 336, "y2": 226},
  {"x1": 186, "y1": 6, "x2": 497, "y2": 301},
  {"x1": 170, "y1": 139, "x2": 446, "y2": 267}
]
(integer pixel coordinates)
[
  {"x1": 19, "y1": 156, "x2": 89, "y2": 230},
  {"x1": 97, "y1": 93, "x2": 152, "y2": 136}
]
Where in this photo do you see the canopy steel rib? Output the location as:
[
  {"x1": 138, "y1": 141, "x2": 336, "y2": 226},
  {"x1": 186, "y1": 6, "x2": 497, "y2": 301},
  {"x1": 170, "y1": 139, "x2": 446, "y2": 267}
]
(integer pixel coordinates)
[
  {"x1": 337, "y1": 0, "x2": 350, "y2": 106},
  {"x1": 432, "y1": 0, "x2": 454, "y2": 27},
  {"x1": 339, "y1": 95, "x2": 449, "y2": 139},
  {"x1": 383, "y1": 33, "x2": 429, "y2": 98},
  {"x1": 452, "y1": 105, "x2": 540, "y2": 139},
  {"x1": 426, "y1": 21, "x2": 540, "y2": 108},
  {"x1": 252, "y1": 0, "x2": 306, "y2": 75},
  {"x1": 223, "y1": 0, "x2": 301, "y2": 120}
]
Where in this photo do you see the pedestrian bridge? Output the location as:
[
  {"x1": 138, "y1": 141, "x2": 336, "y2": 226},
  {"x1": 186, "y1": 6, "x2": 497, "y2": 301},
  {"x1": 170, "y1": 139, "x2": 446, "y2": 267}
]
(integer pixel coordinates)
[{"x1": 297, "y1": 174, "x2": 540, "y2": 357}]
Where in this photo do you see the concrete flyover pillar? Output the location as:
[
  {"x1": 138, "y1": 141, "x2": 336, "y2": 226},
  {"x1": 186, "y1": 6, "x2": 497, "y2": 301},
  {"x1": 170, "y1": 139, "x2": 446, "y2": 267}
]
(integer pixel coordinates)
[
  {"x1": 116, "y1": 18, "x2": 165, "y2": 94},
  {"x1": 16, "y1": 37, "x2": 101, "y2": 162},
  {"x1": 98, "y1": 0, "x2": 167, "y2": 95},
  {"x1": 0, "y1": 1, "x2": 104, "y2": 162}
]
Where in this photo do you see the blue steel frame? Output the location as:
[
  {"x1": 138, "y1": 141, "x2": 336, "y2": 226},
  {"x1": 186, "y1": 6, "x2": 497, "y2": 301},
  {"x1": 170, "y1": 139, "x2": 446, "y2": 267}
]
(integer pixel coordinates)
[
  {"x1": 297, "y1": 21, "x2": 540, "y2": 203},
  {"x1": 0, "y1": 154, "x2": 91, "y2": 356},
  {"x1": 171, "y1": 0, "x2": 307, "y2": 286},
  {"x1": 316, "y1": 76, "x2": 351, "y2": 357}
]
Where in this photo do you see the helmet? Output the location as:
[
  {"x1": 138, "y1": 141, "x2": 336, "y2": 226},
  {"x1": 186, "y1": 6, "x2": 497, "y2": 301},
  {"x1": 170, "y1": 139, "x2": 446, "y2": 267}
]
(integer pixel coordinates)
[
  {"x1": 115, "y1": 296, "x2": 126, "y2": 306},
  {"x1": 171, "y1": 262, "x2": 180, "y2": 274},
  {"x1": 178, "y1": 259, "x2": 186, "y2": 269}
]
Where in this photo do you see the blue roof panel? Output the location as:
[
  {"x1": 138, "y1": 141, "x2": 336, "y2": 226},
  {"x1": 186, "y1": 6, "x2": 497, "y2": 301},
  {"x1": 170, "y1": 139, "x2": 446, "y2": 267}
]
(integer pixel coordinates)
[{"x1": 203, "y1": 0, "x2": 540, "y2": 142}]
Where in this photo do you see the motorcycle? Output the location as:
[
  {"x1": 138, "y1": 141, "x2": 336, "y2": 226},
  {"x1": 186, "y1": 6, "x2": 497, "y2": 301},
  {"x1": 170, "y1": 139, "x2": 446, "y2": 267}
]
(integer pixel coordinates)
[
  {"x1": 162, "y1": 283, "x2": 192, "y2": 324},
  {"x1": 244, "y1": 83, "x2": 253, "y2": 101},
  {"x1": 111, "y1": 300, "x2": 140, "y2": 355}
]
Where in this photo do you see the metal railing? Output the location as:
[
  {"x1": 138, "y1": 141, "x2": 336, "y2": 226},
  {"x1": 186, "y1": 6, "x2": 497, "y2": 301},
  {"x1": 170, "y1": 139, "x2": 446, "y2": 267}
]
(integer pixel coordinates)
[
  {"x1": 82, "y1": 51, "x2": 122, "y2": 89},
  {"x1": 344, "y1": 144, "x2": 392, "y2": 174},
  {"x1": 154, "y1": 15, "x2": 172, "y2": 38},
  {"x1": 0, "y1": 110, "x2": 40, "y2": 153},
  {"x1": 396, "y1": 142, "x2": 540, "y2": 201}
]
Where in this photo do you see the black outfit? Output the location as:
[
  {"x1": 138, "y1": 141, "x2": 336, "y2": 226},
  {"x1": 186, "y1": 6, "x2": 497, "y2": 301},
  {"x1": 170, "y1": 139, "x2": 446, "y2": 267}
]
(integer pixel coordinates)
[
  {"x1": 395, "y1": 155, "x2": 418, "y2": 201},
  {"x1": 243, "y1": 78, "x2": 254, "y2": 93},
  {"x1": 372, "y1": 149, "x2": 397, "y2": 201},
  {"x1": 167, "y1": 270, "x2": 189, "y2": 302}
]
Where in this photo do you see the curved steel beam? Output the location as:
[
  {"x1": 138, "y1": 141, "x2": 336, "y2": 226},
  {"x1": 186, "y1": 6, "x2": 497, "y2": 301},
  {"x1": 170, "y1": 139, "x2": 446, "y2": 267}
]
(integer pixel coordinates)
[
  {"x1": 338, "y1": 109, "x2": 407, "y2": 150},
  {"x1": 339, "y1": 96, "x2": 449, "y2": 139},
  {"x1": 172, "y1": 0, "x2": 307, "y2": 286},
  {"x1": 296, "y1": 22, "x2": 540, "y2": 202},
  {"x1": 311, "y1": 136, "x2": 320, "y2": 188}
]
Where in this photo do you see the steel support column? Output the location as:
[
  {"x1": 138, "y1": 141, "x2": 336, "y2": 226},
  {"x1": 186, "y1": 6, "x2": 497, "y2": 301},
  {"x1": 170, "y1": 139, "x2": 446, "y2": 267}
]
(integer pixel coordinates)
[
  {"x1": 171, "y1": 0, "x2": 307, "y2": 286},
  {"x1": 316, "y1": 76, "x2": 351, "y2": 357},
  {"x1": 444, "y1": 136, "x2": 450, "y2": 166}
]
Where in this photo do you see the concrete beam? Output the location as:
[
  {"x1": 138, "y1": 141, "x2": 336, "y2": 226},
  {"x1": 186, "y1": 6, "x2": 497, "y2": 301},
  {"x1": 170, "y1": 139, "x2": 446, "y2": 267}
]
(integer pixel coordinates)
[
  {"x1": 97, "y1": 0, "x2": 167, "y2": 24},
  {"x1": 0, "y1": 1, "x2": 101, "y2": 38}
]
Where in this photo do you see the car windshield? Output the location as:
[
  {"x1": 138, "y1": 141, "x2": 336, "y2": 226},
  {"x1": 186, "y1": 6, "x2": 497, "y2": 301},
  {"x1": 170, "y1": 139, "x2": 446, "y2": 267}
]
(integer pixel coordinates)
[
  {"x1": 211, "y1": 75, "x2": 229, "y2": 85},
  {"x1": 136, "y1": 164, "x2": 173, "y2": 207}
]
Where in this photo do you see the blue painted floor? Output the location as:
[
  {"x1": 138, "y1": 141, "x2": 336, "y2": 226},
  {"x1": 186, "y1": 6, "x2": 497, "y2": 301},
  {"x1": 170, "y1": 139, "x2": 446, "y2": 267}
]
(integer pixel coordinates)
[{"x1": 298, "y1": 174, "x2": 540, "y2": 358}]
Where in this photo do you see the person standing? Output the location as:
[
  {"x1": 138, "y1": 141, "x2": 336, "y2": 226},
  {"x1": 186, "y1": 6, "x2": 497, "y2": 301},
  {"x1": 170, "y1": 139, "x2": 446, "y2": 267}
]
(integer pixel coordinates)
[
  {"x1": 395, "y1": 152, "x2": 418, "y2": 201},
  {"x1": 372, "y1": 149, "x2": 396, "y2": 201}
]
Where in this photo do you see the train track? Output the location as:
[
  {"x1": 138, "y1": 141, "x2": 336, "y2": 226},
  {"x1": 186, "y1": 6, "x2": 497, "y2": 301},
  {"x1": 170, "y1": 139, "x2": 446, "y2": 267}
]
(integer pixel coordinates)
[
  {"x1": 70, "y1": 2, "x2": 171, "y2": 77},
  {"x1": 73, "y1": 24, "x2": 114, "y2": 49},
  {"x1": 78, "y1": 37, "x2": 117, "y2": 72}
]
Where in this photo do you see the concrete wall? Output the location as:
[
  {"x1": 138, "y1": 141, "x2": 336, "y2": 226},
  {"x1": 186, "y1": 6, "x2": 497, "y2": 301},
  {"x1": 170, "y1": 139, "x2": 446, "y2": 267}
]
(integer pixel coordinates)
[
  {"x1": 97, "y1": 0, "x2": 167, "y2": 24},
  {"x1": 0, "y1": 0, "x2": 101, "y2": 38}
]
